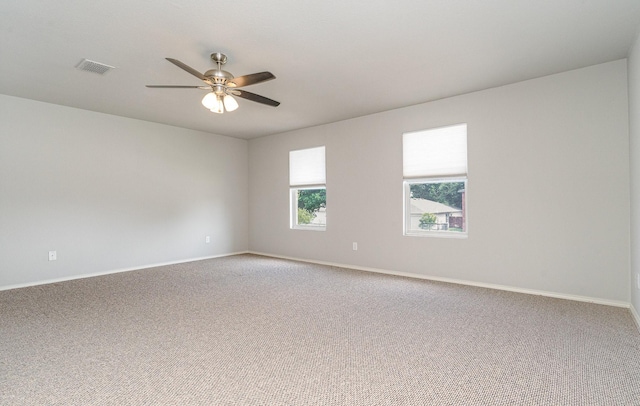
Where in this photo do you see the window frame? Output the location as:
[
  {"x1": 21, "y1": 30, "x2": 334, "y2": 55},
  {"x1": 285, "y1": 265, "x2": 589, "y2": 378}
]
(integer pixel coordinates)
[
  {"x1": 290, "y1": 186, "x2": 327, "y2": 231},
  {"x1": 403, "y1": 177, "x2": 468, "y2": 238},
  {"x1": 289, "y1": 146, "x2": 326, "y2": 231}
]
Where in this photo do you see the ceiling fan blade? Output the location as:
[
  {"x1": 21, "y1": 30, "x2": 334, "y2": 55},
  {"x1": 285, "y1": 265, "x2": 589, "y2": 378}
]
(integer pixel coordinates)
[
  {"x1": 232, "y1": 89, "x2": 280, "y2": 107},
  {"x1": 228, "y1": 72, "x2": 275, "y2": 88},
  {"x1": 146, "y1": 85, "x2": 210, "y2": 89},
  {"x1": 165, "y1": 58, "x2": 208, "y2": 82}
]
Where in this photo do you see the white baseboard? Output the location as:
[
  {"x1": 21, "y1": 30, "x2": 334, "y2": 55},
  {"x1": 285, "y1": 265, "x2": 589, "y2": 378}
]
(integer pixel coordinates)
[
  {"x1": 249, "y1": 251, "x2": 630, "y2": 309},
  {"x1": 4, "y1": 250, "x2": 632, "y2": 312},
  {"x1": 0, "y1": 251, "x2": 249, "y2": 291}
]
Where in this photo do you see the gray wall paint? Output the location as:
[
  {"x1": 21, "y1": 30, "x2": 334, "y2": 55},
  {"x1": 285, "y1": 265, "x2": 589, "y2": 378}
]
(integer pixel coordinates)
[
  {"x1": 249, "y1": 60, "x2": 630, "y2": 303},
  {"x1": 0, "y1": 95, "x2": 248, "y2": 288},
  {"x1": 1, "y1": 60, "x2": 632, "y2": 305},
  {"x1": 629, "y1": 32, "x2": 640, "y2": 318}
]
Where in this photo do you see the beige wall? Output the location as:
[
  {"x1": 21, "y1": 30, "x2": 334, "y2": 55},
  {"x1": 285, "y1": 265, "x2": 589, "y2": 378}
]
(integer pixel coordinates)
[
  {"x1": 249, "y1": 60, "x2": 630, "y2": 304},
  {"x1": 0, "y1": 95, "x2": 249, "y2": 289},
  {"x1": 1, "y1": 59, "x2": 632, "y2": 306},
  {"x1": 629, "y1": 31, "x2": 640, "y2": 321}
]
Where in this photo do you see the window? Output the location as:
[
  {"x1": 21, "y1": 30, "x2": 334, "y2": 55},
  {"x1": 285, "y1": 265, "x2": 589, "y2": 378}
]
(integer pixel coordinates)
[
  {"x1": 289, "y1": 146, "x2": 326, "y2": 230},
  {"x1": 403, "y1": 124, "x2": 467, "y2": 237}
]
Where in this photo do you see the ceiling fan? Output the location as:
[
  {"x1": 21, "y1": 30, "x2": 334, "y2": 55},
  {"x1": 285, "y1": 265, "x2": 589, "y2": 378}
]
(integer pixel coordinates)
[{"x1": 146, "y1": 52, "x2": 280, "y2": 114}]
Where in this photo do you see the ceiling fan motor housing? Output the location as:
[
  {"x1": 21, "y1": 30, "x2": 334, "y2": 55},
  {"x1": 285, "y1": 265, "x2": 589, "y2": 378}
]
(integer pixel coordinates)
[{"x1": 205, "y1": 69, "x2": 234, "y2": 85}]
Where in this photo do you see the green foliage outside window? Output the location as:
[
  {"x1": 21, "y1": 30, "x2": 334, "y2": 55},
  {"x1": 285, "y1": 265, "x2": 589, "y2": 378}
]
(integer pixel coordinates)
[
  {"x1": 296, "y1": 189, "x2": 325, "y2": 225},
  {"x1": 419, "y1": 213, "x2": 437, "y2": 229},
  {"x1": 410, "y1": 182, "x2": 464, "y2": 209},
  {"x1": 297, "y1": 189, "x2": 326, "y2": 213},
  {"x1": 297, "y1": 208, "x2": 314, "y2": 224}
]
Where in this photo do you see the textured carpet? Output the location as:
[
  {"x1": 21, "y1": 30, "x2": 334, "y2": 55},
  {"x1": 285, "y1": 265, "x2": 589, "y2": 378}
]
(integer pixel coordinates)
[{"x1": 1, "y1": 254, "x2": 639, "y2": 405}]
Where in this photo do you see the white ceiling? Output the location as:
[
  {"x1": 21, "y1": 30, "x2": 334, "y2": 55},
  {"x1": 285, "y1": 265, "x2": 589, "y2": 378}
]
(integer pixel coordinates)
[{"x1": 2, "y1": 1, "x2": 640, "y2": 139}]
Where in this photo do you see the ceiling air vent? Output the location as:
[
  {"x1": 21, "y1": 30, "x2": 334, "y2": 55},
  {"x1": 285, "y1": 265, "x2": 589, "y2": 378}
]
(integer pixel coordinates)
[{"x1": 75, "y1": 59, "x2": 115, "y2": 75}]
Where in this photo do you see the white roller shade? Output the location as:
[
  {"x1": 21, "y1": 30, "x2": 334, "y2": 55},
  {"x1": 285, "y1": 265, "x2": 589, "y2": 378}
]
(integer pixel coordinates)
[
  {"x1": 289, "y1": 146, "x2": 326, "y2": 186},
  {"x1": 403, "y1": 124, "x2": 467, "y2": 178}
]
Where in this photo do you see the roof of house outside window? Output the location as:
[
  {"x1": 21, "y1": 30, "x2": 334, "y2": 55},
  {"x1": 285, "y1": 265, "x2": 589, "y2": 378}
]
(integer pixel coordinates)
[{"x1": 410, "y1": 198, "x2": 461, "y2": 216}]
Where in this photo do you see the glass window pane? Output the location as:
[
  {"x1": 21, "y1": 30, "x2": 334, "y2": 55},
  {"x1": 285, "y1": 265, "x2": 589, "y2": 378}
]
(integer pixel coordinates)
[
  {"x1": 406, "y1": 180, "x2": 466, "y2": 234},
  {"x1": 293, "y1": 187, "x2": 326, "y2": 229}
]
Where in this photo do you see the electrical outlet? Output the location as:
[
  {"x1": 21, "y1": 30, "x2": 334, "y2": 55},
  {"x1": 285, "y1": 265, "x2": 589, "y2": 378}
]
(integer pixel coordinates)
[
  {"x1": 205, "y1": 236, "x2": 210, "y2": 243},
  {"x1": 48, "y1": 251, "x2": 57, "y2": 261},
  {"x1": 352, "y1": 242, "x2": 358, "y2": 251}
]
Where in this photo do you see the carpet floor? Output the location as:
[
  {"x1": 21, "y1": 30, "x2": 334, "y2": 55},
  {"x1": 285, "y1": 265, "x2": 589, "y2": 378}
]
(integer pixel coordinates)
[{"x1": 1, "y1": 254, "x2": 639, "y2": 405}]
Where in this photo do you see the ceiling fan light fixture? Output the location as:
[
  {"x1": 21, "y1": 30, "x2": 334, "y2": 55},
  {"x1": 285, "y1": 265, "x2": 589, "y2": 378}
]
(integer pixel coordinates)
[
  {"x1": 209, "y1": 95, "x2": 225, "y2": 114},
  {"x1": 201, "y1": 92, "x2": 218, "y2": 110},
  {"x1": 203, "y1": 91, "x2": 235, "y2": 114},
  {"x1": 223, "y1": 95, "x2": 239, "y2": 112}
]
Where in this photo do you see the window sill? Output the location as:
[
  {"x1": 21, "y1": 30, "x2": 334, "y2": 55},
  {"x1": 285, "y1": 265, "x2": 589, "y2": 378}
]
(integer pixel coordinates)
[
  {"x1": 292, "y1": 226, "x2": 326, "y2": 231},
  {"x1": 404, "y1": 231, "x2": 467, "y2": 239}
]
